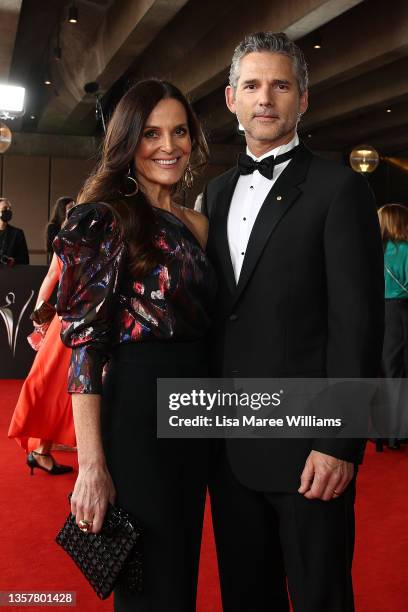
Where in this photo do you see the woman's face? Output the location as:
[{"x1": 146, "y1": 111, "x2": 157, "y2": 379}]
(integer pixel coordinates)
[{"x1": 134, "y1": 98, "x2": 192, "y2": 190}]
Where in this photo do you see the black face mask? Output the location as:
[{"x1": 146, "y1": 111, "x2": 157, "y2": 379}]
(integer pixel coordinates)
[{"x1": 0, "y1": 209, "x2": 12, "y2": 223}]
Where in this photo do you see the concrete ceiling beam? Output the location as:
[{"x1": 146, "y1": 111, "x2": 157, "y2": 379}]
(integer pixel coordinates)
[
  {"x1": 130, "y1": 0, "x2": 235, "y2": 82},
  {"x1": 0, "y1": 0, "x2": 23, "y2": 80},
  {"x1": 38, "y1": 0, "x2": 190, "y2": 132},
  {"x1": 170, "y1": 0, "x2": 363, "y2": 101},
  {"x1": 302, "y1": 56, "x2": 408, "y2": 130},
  {"x1": 304, "y1": 0, "x2": 408, "y2": 93},
  {"x1": 301, "y1": 102, "x2": 408, "y2": 150}
]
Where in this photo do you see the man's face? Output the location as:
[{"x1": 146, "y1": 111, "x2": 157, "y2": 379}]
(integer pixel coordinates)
[{"x1": 226, "y1": 51, "x2": 308, "y2": 151}]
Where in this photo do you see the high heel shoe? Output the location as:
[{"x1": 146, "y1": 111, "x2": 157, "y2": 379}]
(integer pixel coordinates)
[
  {"x1": 26, "y1": 451, "x2": 73, "y2": 476},
  {"x1": 387, "y1": 439, "x2": 401, "y2": 450}
]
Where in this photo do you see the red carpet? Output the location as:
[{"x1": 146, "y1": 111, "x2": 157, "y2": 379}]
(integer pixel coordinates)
[{"x1": 1, "y1": 380, "x2": 407, "y2": 611}]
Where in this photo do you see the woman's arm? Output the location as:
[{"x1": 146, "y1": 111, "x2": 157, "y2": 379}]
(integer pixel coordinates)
[
  {"x1": 70, "y1": 394, "x2": 115, "y2": 533},
  {"x1": 54, "y1": 204, "x2": 125, "y2": 532},
  {"x1": 35, "y1": 253, "x2": 60, "y2": 308}
]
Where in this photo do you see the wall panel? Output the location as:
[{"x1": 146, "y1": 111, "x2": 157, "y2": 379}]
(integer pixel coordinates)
[
  {"x1": 0, "y1": 155, "x2": 96, "y2": 265},
  {"x1": 50, "y1": 157, "x2": 95, "y2": 209},
  {"x1": 2, "y1": 156, "x2": 49, "y2": 265}
]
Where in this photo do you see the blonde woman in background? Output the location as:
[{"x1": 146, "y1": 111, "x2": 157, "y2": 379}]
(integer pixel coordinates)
[{"x1": 378, "y1": 203, "x2": 408, "y2": 450}]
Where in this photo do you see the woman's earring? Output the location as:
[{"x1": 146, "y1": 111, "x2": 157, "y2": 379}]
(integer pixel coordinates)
[
  {"x1": 123, "y1": 169, "x2": 139, "y2": 197},
  {"x1": 183, "y1": 165, "x2": 194, "y2": 189}
]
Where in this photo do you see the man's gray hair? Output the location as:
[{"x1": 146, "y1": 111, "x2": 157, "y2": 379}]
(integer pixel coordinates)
[{"x1": 229, "y1": 32, "x2": 308, "y2": 94}]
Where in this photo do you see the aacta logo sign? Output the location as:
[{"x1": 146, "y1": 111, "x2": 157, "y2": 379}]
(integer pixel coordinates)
[{"x1": 0, "y1": 290, "x2": 35, "y2": 356}]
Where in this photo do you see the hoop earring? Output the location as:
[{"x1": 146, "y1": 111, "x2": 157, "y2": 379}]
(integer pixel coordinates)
[
  {"x1": 183, "y1": 165, "x2": 194, "y2": 189},
  {"x1": 123, "y1": 169, "x2": 139, "y2": 197}
]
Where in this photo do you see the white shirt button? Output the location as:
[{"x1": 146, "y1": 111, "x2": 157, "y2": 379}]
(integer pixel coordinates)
[{"x1": 227, "y1": 133, "x2": 299, "y2": 282}]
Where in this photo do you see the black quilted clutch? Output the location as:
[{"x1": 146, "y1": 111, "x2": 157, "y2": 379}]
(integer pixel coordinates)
[{"x1": 56, "y1": 496, "x2": 143, "y2": 600}]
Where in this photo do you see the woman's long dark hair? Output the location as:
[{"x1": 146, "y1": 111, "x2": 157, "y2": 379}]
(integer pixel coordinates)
[
  {"x1": 49, "y1": 196, "x2": 75, "y2": 228},
  {"x1": 78, "y1": 79, "x2": 209, "y2": 277},
  {"x1": 45, "y1": 196, "x2": 75, "y2": 252}
]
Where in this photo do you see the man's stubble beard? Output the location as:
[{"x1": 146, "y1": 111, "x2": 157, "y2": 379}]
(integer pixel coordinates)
[{"x1": 244, "y1": 115, "x2": 299, "y2": 145}]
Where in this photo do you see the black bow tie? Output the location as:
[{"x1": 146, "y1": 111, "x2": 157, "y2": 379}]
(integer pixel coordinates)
[{"x1": 237, "y1": 145, "x2": 300, "y2": 180}]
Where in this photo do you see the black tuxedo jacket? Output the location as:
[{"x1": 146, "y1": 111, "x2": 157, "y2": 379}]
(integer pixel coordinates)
[
  {"x1": 1, "y1": 224, "x2": 29, "y2": 265},
  {"x1": 202, "y1": 144, "x2": 384, "y2": 492}
]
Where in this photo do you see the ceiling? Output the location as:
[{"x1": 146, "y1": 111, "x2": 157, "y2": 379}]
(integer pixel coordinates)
[{"x1": 1, "y1": 0, "x2": 408, "y2": 157}]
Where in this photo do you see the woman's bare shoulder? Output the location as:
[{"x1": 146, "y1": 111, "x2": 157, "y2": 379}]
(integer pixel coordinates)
[{"x1": 174, "y1": 205, "x2": 208, "y2": 248}]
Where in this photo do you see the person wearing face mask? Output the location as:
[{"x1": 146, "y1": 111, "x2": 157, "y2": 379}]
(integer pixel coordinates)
[{"x1": 0, "y1": 198, "x2": 29, "y2": 266}]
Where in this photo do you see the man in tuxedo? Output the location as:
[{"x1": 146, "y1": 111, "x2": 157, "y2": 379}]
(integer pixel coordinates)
[
  {"x1": 0, "y1": 198, "x2": 29, "y2": 266},
  {"x1": 201, "y1": 32, "x2": 384, "y2": 611}
]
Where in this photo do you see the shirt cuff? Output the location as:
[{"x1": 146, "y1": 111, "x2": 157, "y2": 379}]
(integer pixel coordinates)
[{"x1": 68, "y1": 346, "x2": 105, "y2": 394}]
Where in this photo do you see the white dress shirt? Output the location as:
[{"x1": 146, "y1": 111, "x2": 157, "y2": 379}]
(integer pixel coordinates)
[{"x1": 227, "y1": 133, "x2": 299, "y2": 282}]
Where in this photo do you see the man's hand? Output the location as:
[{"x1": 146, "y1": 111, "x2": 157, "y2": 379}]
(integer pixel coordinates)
[{"x1": 298, "y1": 450, "x2": 354, "y2": 501}]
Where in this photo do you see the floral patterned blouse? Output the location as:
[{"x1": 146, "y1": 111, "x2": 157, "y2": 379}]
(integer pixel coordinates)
[{"x1": 54, "y1": 202, "x2": 216, "y2": 394}]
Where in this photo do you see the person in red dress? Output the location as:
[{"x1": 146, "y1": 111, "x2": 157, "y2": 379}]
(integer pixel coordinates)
[{"x1": 8, "y1": 249, "x2": 75, "y2": 475}]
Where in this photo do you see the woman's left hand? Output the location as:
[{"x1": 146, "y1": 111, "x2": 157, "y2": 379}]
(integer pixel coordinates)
[{"x1": 71, "y1": 460, "x2": 116, "y2": 534}]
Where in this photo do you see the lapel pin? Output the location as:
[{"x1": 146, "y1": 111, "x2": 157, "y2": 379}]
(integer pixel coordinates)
[{"x1": 276, "y1": 195, "x2": 282, "y2": 201}]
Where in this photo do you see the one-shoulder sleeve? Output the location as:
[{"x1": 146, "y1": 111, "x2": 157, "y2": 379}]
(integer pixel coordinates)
[{"x1": 53, "y1": 203, "x2": 125, "y2": 394}]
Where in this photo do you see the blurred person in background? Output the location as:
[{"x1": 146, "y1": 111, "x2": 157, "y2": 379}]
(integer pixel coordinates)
[
  {"x1": 378, "y1": 203, "x2": 408, "y2": 450},
  {"x1": 0, "y1": 197, "x2": 29, "y2": 266},
  {"x1": 46, "y1": 197, "x2": 75, "y2": 263},
  {"x1": 8, "y1": 200, "x2": 77, "y2": 474}
]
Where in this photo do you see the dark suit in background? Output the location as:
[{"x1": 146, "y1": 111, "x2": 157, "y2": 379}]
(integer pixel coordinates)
[
  {"x1": 0, "y1": 224, "x2": 29, "y2": 265},
  {"x1": 202, "y1": 144, "x2": 384, "y2": 611}
]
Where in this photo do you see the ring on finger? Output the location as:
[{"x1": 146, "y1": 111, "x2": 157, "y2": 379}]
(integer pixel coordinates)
[{"x1": 78, "y1": 518, "x2": 93, "y2": 533}]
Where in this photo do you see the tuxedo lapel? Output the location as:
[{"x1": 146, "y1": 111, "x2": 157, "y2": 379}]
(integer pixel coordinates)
[
  {"x1": 231, "y1": 145, "x2": 312, "y2": 309},
  {"x1": 210, "y1": 168, "x2": 239, "y2": 295}
]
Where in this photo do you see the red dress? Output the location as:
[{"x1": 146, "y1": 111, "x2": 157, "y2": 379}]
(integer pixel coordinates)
[{"x1": 8, "y1": 260, "x2": 75, "y2": 452}]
